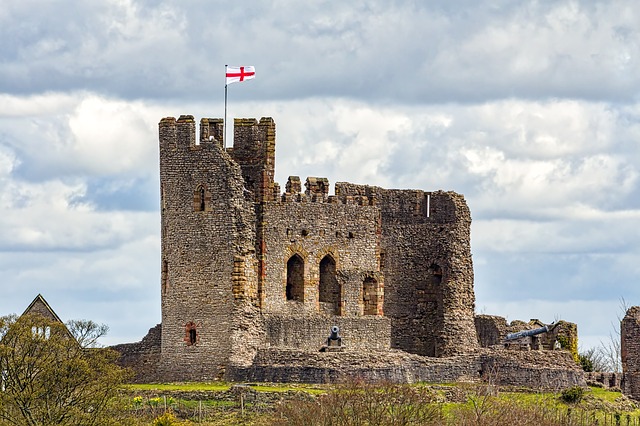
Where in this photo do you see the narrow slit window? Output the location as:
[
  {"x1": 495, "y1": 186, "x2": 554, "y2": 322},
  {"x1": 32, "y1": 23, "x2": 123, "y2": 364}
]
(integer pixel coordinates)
[
  {"x1": 199, "y1": 187, "x2": 206, "y2": 211},
  {"x1": 185, "y1": 322, "x2": 198, "y2": 346}
]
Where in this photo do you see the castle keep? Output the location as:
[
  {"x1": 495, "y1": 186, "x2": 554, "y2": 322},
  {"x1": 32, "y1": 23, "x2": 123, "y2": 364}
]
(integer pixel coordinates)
[
  {"x1": 157, "y1": 115, "x2": 478, "y2": 381},
  {"x1": 111, "y1": 114, "x2": 584, "y2": 388}
]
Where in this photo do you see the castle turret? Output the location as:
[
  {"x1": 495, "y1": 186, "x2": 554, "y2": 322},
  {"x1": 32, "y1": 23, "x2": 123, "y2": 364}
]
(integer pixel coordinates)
[{"x1": 158, "y1": 116, "x2": 259, "y2": 381}]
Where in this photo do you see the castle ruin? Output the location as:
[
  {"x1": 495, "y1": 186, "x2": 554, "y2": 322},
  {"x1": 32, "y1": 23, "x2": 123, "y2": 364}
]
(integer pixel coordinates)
[{"x1": 115, "y1": 115, "x2": 584, "y2": 388}]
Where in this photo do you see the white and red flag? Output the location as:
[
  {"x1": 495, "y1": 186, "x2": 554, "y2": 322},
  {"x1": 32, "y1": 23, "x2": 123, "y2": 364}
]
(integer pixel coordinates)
[{"x1": 225, "y1": 65, "x2": 255, "y2": 85}]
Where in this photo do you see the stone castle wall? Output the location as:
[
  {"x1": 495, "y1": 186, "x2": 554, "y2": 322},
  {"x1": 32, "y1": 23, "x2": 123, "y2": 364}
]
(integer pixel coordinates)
[
  {"x1": 259, "y1": 200, "x2": 382, "y2": 316},
  {"x1": 158, "y1": 116, "x2": 260, "y2": 381},
  {"x1": 475, "y1": 315, "x2": 578, "y2": 360},
  {"x1": 335, "y1": 183, "x2": 478, "y2": 357},
  {"x1": 154, "y1": 115, "x2": 487, "y2": 382},
  {"x1": 229, "y1": 347, "x2": 585, "y2": 390},
  {"x1": 263, "y1": 314, "x2": 391, "y2": 351},
  {"x1": 622, "y1": 306, "x2": 640, "y2": 400},
  {"x1": 111, "y1": 324, "x2": 162, "y2": 383}
]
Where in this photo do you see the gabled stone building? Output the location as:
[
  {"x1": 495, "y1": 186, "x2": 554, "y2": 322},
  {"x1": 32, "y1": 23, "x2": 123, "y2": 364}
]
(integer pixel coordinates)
[{"x1": 20, "y1": 294, "x2": 65, "y2": 324}]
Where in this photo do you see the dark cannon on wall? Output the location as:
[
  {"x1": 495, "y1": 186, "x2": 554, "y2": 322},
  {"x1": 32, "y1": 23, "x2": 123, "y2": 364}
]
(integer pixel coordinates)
[
  {"x1": 505, "y1": 325, "x2": 550, "y2": 341},
  {"x1": 504, "y1": 324, "x2": 552, "y2": 350},
  {"x1": 320, "y1": 326, "x2": 344, "y2": 352}
]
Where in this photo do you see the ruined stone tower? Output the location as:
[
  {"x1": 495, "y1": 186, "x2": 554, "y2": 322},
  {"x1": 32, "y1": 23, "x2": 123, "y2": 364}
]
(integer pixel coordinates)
[{"x1": 157, "y1": 115, "x2": 478, "y2": 381}]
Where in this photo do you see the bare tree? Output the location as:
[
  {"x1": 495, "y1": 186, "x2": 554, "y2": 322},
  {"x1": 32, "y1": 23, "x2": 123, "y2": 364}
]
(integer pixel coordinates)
[
  {"x1": 65, "y1": 319, "x2": 109, "y2": 349},
  {"x1": 596, "y1": 297, "x2": 628, "y2": 373},
  {"x1": 578, "y1": 347, "x2": 609, "y2": 372}
]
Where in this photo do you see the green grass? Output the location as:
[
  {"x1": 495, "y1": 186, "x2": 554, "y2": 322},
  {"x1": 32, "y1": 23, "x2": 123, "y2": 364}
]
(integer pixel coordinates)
[
  {"x1": 589, "y1": 385, "x2": 622, "y2": 403},
  {"x1": 126, "y1": 382, "x2": 230, "y2": 392},
  {"x1": 127, "y1": 381, "x2": 327, "y2": 395},
  {"x1": 249, "y1": 383, "x2": 326, "y2": 394},
  {"x1": 120, "y1": 382, "x2": 640, "y2": 426}
]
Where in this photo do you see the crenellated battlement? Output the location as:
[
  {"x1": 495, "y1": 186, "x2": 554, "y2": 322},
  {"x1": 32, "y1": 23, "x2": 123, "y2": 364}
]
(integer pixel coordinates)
[{"x1": 159, "y1": 115, "x2": 225, "y2": 151}]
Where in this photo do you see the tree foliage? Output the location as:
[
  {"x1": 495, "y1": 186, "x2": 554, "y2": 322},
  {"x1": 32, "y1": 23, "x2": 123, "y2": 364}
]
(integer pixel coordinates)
[
  {"x1": 0, "y1": 314, "x2": 129, "y2": 426},
  {"x1": 579, "y1": 347, "x2": 608, "y2": 373}
]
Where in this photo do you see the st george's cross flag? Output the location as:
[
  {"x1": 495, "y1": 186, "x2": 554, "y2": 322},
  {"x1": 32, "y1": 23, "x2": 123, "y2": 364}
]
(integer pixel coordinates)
[{"x1": 226, "y1": 66, "x2": 255, "y2": 85}]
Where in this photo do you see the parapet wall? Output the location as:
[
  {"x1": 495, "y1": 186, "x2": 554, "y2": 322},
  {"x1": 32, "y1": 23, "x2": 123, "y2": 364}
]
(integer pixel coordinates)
[
  {"x1": 475, "y1": 315, "x2": 578, "y2": 360},
  {"x1": 229, "y1": 347, "x2": 585, "y2": 390},
  {"x1": 264, "y1": 314, "x2": 391, "y2": 351}
]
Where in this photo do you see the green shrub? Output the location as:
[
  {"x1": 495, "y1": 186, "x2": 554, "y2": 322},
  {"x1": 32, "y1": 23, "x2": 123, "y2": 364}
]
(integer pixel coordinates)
[
  {"x1": 560, "y1": 386, "x2": 585, "y2": 404},
  {"x1": 579, "y1": 354, "x2": 594, "y2": 372}
]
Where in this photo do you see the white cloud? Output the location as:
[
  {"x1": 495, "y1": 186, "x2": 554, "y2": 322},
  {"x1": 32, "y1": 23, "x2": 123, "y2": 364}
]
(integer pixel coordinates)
[
  {"x1": 1, "y1": 0, "x2": 640, "y2": 350},
  {"x1": 0, "y1": 93, "x2": 161, "y2": 179}
]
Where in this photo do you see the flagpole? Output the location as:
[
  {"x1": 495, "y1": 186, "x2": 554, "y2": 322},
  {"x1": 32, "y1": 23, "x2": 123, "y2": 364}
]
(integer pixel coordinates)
[{"x1": 224, "y1": 64, "x2": 228, "y2": 149}]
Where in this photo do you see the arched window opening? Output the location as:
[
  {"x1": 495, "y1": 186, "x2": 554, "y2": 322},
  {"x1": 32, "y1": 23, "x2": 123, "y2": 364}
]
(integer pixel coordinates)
[
  {"x1": 430, "y1": 264, "x2": 443, "y2": 286},
  {"x1": 199, "y1": 187, "x2": 205, "y2": 211},
  {"x1": 185, "y1": 322, "x2": 198, "y2": 346},
  {"x1": 363, "y1": 277, "x2": 379, "y2": 316},
  {"x1": 319, "y1": 255, "x2": 340, "y2": 315},
  {"x1": 286, "y1": 254, "x2": 305, "y2": 302},
  {"x1": 194, "y1": 185, "x2": 206, "y2": 212}
]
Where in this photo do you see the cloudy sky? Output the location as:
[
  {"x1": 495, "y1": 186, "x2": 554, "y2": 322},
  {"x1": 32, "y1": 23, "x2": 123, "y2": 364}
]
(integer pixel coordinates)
[{"x1": 1, "y1": 0, "x2": 639, "y2": 352}]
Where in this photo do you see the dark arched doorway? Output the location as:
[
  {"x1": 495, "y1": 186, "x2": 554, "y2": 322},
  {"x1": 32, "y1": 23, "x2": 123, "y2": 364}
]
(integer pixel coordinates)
[
  {"x1": 319, "y1": 255, "x2": 340, "y2": 315},
  {"x1": 286, "y1": 254, "x2": 305, "y2": 302}
]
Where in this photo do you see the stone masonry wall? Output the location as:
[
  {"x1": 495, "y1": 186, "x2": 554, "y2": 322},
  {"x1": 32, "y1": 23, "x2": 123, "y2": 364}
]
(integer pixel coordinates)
[
  {"x1": 334, "y1": 183, "x2": 478, "y2": 357},
  {"x1": 111, "y1": 324, "x2": 162, "y2": 383},
  {"x1": 22, "y1": 296, "x2": 62, "y2": 322},
  {"x1": 259, "y1": 199, "x2": 382, "y2": 317},
  {"x1": 475, "y1": 315, "x2": 578, "y2": 361},
  {"x1": 229, "y1": 347, "x2": 585, "y2": 390},
  {"x1": 475, "y1": 315, "x2": 508, "y2": 347},
  {"x1": 622, "y1": 306, "x2": 640, "y2": 400},
  {"x1": 230, "y1": 117, "x2": 277, "y2": 203},
  {"x1": 158, "y1": 116, "x2": 260, "y2": 381},
  {"x1": 263, "y1": 314, "x2": 390, "y2": 351}
]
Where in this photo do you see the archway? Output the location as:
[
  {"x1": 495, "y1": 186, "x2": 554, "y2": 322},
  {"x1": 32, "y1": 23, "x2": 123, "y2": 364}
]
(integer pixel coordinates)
[
  {"x1": 319, "y1": 255, "x2": 340, "y2": 315},
  {"x1": 286, "y1": 254, "x2": 305, "y2": 302}
]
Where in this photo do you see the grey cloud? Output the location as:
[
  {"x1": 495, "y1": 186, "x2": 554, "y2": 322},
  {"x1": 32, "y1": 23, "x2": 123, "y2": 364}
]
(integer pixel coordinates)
[{"x1": 1, "y1": 0, "x2": 638, "y2": 102}]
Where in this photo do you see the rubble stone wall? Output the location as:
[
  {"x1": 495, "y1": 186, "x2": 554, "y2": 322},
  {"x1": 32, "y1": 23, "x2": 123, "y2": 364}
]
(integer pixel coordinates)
[
  {"x1": 475, "y1": 315, "x2": 508, "y2": 347},
  {"x1": 259, "y1": 200, "x2": 381, "y2": 317},
  {"x1": 263, "y1": 314, "x2": 391, "y2": 351},
  {"x1": 622, "y1": 306, "x2": 640, "y2": 400},
  {"x1": 335, "y1": 183, "x2": 478, "y2": 357},
  {"x1": 229, "y1": 348, "x2": 585, "y2": 390},
  {"x1": 111, "y1": 324, "x2": 162, "y2": 383}
]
